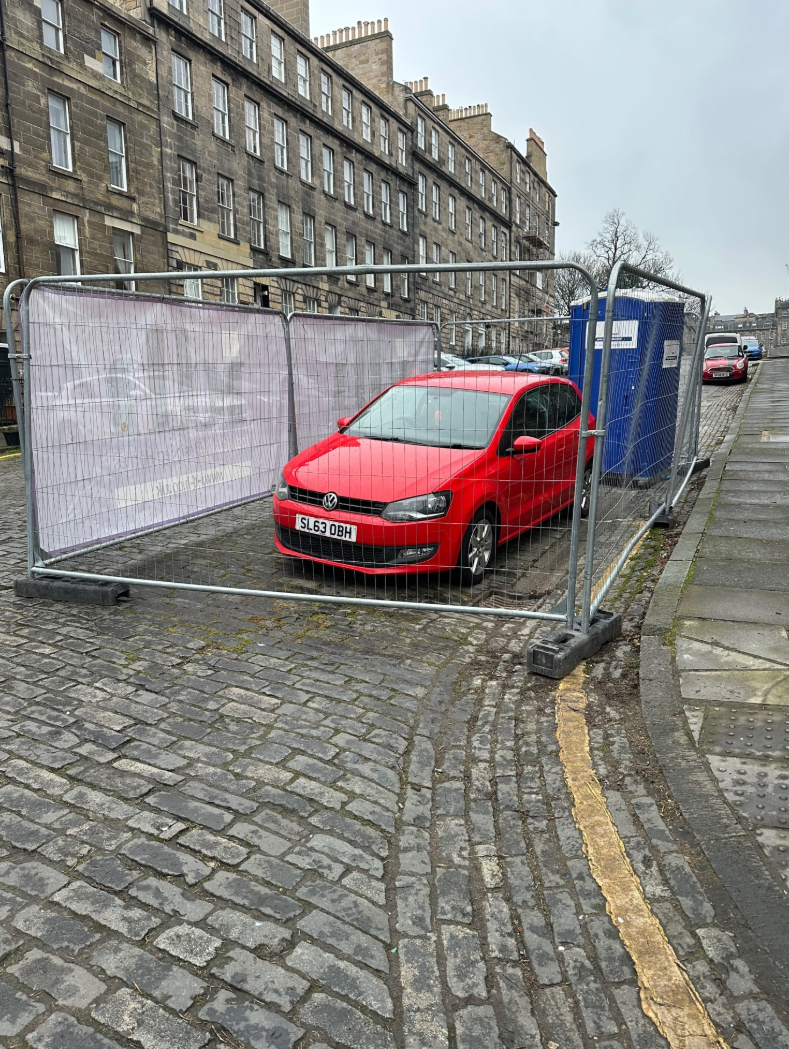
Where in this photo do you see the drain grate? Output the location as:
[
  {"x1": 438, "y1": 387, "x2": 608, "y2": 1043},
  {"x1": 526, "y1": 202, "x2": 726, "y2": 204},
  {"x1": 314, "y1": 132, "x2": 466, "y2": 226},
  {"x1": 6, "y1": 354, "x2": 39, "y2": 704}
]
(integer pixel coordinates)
[{"x1": 699, "y1": 704, "x2": 789, "y2": 760}]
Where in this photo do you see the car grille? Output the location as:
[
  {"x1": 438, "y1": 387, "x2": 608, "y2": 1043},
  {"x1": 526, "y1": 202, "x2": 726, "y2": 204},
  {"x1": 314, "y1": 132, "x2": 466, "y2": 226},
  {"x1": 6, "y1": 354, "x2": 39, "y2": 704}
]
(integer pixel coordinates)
[
  {"x1": 276, "y1": 524, "x2": 402, "y2": 566},
  {"x1": 288, "y1": 485, "x2": 387, "y2": 517}
]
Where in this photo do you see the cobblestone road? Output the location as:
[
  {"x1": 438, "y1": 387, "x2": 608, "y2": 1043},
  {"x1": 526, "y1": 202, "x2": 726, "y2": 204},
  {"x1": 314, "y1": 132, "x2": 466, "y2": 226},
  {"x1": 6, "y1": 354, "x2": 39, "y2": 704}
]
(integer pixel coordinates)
[{"x1": 1, "y1": 370, "x2": 787, "y2": 1049}]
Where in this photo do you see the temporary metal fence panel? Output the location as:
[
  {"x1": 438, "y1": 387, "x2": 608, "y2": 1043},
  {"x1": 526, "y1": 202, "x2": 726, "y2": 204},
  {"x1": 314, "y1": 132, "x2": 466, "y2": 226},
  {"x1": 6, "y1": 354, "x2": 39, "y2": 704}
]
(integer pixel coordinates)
[
  {"x1": 580, "y1": 264, "x2": 709, "y2": 626},
  {"x1": 25, "y1": 285, "x2": 290, "y2": 556},
  {"x1": 8, "y1": 260, "x2": 600, "y2": 627},
  {"x1": 288, "y1": 313, "x2": 436, "y2": 453}
]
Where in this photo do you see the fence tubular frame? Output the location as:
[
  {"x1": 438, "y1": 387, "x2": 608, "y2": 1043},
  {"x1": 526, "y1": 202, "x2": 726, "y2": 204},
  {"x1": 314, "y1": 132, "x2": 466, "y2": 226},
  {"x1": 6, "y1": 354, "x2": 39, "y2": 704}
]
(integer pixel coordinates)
[
  {"x1": 581, "y1": 262, "x2": 710, "y2": 629},
  {"x1": 8, "y1": 259, "x2": 599, "y2": 629}
]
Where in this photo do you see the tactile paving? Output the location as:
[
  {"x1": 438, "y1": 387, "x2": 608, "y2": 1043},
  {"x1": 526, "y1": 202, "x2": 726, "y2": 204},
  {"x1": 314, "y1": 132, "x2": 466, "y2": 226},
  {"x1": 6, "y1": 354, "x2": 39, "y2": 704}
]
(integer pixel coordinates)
[
  {"x1": 707, "y1": 754, "x2": 789, "y2": 829},
  {"x1": 699, "y1": 704, "x2": 789, "y2": 760}
]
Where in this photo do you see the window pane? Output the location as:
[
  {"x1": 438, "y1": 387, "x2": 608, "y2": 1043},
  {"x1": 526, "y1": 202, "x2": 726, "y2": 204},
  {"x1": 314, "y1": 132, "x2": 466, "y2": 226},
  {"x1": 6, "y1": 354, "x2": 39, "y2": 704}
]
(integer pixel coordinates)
[
  {"x1": 48, "y1": 93, "x2": 71, "y2": 170},
  {"x1": 107, "y1": 119, "x2": 127, "y2": 190},
  {"x1": 241, "y1": 10, "x2": 257, "y2": 60},
  {"x1": 245, "y1": 98, "x2": 259, "y2": 154},
  {"x1": 172, "y1": 54, "x2": 192, "y2": 119},
  {"x1": 208, "y1": 0, "x2": 224, "y2": 38},
  {"x1": 42, "y1": 0, "x2": 63, "y2": 50}
]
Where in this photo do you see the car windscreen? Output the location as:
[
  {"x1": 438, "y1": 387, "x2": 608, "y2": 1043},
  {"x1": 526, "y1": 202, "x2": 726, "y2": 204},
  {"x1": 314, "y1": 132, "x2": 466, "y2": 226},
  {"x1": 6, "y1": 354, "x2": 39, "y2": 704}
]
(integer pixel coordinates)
[
  {"x1": 705, "y1": 345, "x2": 739, "y2": 359},
  {"x1": 345, "y1": 385, "x2": 511, "y2": 449},
  {"x1": 706, "y1": 335, "x2": 738, "y2": 346}
]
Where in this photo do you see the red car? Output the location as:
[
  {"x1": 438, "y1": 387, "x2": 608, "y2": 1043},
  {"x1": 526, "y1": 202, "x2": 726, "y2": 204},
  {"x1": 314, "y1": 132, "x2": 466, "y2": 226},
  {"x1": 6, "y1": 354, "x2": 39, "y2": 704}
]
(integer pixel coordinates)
[
  {"x1": 273, "y1": 372, "x2": 594, "y2": 584},
  {"x1": 703, "y1": 342, "x2": 749, "y2": 383}
]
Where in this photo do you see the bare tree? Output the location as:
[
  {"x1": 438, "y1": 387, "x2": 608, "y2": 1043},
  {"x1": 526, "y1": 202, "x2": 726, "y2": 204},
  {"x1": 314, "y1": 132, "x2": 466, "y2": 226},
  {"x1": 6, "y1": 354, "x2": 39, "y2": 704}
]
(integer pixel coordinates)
[
  {"x1": 551, "y1": 249, "x2": 598, "y2": 316},
  {"x1": 588, "y1": 209, "x2": 679, "y2": 289}
]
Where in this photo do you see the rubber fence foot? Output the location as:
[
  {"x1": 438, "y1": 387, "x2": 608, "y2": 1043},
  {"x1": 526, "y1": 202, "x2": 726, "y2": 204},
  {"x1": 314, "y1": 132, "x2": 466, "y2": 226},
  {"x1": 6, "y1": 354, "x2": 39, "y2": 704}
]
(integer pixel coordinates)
[
  {"x1": 526, "y1": 610, "x2": 623, "y2": 680},
  {"x1": 15, "y1": 576, "x2": 130, "y2": 606}
]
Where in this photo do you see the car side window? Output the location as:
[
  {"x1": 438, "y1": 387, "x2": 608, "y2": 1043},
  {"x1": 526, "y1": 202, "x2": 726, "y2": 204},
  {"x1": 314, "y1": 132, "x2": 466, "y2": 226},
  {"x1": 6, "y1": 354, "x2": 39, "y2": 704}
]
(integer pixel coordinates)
[
  {"x1": 556, "y1": 384, "x2": 581, "y2": 428},
  {"x1": 523, "y1": 388, "x2": 551, "y2": 437}
]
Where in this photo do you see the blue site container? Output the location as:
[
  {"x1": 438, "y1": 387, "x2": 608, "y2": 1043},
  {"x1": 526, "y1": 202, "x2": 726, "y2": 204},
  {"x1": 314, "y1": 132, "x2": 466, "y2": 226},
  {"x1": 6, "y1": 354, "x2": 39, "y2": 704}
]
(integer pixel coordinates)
[{"x1": 569, "y1": 291, "x2": 685, "y2": 486}]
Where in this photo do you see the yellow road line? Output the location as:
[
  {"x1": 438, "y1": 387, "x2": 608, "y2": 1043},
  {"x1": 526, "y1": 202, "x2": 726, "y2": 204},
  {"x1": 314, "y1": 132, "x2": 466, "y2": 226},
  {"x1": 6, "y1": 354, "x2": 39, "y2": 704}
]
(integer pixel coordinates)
[{"x1": 556, "y1": 668, "x2": 728, "y2": 1049}]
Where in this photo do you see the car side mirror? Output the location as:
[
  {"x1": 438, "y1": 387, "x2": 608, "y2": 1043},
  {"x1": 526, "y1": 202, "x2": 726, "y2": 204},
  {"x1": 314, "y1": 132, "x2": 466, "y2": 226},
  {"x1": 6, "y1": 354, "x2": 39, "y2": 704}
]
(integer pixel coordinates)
[
  {"x1": 337, "y1": 416, "x2": 352, "y2": 429},
  {"x1": 513, "y1": 435, "x2": 542, "y2": 455}
]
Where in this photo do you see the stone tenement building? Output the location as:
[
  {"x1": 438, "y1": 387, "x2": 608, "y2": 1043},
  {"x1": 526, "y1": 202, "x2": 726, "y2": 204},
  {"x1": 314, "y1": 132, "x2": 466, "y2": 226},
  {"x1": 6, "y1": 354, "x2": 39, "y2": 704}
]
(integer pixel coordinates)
[
  {"x1": 708, "y1": 308, "x2": 777, "y2": 354},
  {"x1": 0, "y1": 0, "x2": 557, "y2": 354}
]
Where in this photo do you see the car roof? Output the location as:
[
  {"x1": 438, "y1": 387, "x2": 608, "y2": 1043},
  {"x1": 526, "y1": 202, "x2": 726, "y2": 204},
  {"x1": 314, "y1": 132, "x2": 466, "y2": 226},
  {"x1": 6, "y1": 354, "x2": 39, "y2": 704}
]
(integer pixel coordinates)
[{"x1": 396, "y1": 372, "x2": 569, "y2": 393}]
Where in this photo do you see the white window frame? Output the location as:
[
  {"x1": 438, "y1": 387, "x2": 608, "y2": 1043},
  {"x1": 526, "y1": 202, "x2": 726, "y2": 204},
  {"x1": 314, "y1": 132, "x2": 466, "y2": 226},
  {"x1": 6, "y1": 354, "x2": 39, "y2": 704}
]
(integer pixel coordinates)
[
  {"x1": 183, "y1": 269, "x2": 201, "y2": 299},
  {"x1": 449, "y1": 250, "x2": 456, "y2": 290},
  {"x1": 380, "y1": 116, "x2": 389, "y2": 155},
  {"x1": 465, "y1": 156, "x2": 471, "y2": 186},
  {"x1": 363, "y1": 170, "x2": 373, "y2": 215},
  {"x1": 106, "y1": 118, "x2": 127, "y2": 191},
  {"x1": 302, "y1": 212, "x2": 315, "y2": 265},
  {"x1": 418, "y1": 173, "x2": 426, "y2": 212},
  {"x1": 244, "y1": 98, "x2": 260, "y2": 155},
  {"x1": 321, "y1": 71, "x2": 332, "y2": 114},
  {"x1": 343, "y1": 159, "x2": 355, "y2": 205},
  {"x1": 431, "y1": 183, "x2": 440, "y2": 222},
  {"x1": 397, "y1": 128, "x2": 406, "y2": 165},
  {"x1": 48, "y1": 93, "x2": 72, "y2": 171},
  {"x1": 492, "y1": 224, "x2": 498, "y2": 258},
  {"x1": 448, "y1": 142, "x2": 455, "y2": 174},
  {"x1": 212, "y1": 78, "x2": 229, "y2": 138},
  {"x1": 465, "y1": 206, "x2": 472, "y2": 241},
  {"x1": 42, "y1": 0, "x2": 63, "y2": 51},
  {"x1": 101, "y1": 27, "x2": 120, "y2": 81},
  {"x1": 417, "y1": 115, "x2": 425, "y2": 150},
  {"x1": 172, "y1": 54, "x2": 193, "y2": 120},
  {"x1": 277, "y1": 201, "x2": 291, "y2": 257},
  {"x1": 398, "y1": 190, "x2": 408, "y2": 232},
  {"x1": 220, "y1": 276, "x2": 238, "y2": 304},
  {"x1": 325, "y1": 223, "x2": 337, "y2": 267},
  {"x1": 432, "y1": 242, "x2": 440, "y2": 282},
  {"x1": 271, "y1": 33, "x2": 285, "y2": 82},
  {"x1": 365, "y1": 241, "x2": 375, "y2": 288},
  {"x1": 431, "y1": 127, "x2": 439, "y2": 160},
  {"x1": 208, "y1": 0, "x2": 224, "y2": 40},
  {"x1": 479, "y1": 216, "x2": 486, "y2": 250},
  {"x1": 217, "y1": 174, "x2": 235, "y2": 238},
  {"x1": 53, "y1": 212, "x2": 80, "y2": 275},
  {"x1": 448, "y1": 194, "x2": 456, "y2": 232},
  {"x1": 381, "y1": 181, "x2": 391, "y2": 224},
  {"x1": 361, "y1": 103, "x2": 372, "y2": 142},
  {"x1": 249, "y1": 189, "x2": 265, "y2": 248},
  {"x1": 297, "y1": 53, "x2": 310, "y2": 98},
  {"x1": 480, "y1": 169, "x2": 486, "y2": 197},
  {"x1": 178, "y1": 157, "x2": 197, "y2": 224},
  {"x1": 479, "y1": 271, "x2": 485, "y2": 302},
  {"x1": 382, "y1": 248, "x2": 392, "y2": 294},
  {"x1": 342, "y1": 88, "x2": 353, "y2": 129},
  {"x1": 322, "y1": 146, "x2": 334, "y2": 194},
  {"x1": 299, "y1": 132, "x2": 312, "y2": 182},
  {"x1": 112, "y1": 228, "x2": 134, "y2": 288},
  {"x1": 345, "y1": 232, "x2": 357, "y2": 279},
  {"x1": 492, "y1": 180, "x2": 498, "y2": 207},
  {"x1": 274, "y1": 116, "x2": 287, "y2": 170},
  {"x1": 501, "y1": 277, "x2": 507, "y2": 311},
  {"x1": 418, "y1": 234, "x2": 427, "y2": 269},
  {"x1": 241, "y1": 10, "x2": 257, "y2": 61}
]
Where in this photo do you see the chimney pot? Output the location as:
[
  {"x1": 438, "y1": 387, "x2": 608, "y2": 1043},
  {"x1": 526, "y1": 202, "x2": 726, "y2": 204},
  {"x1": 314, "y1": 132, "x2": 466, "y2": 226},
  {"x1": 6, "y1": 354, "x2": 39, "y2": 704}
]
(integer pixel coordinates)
[
  {"x1": 357, "y1": 19, "x2": 362, "y2": 33},
  {"x1": 384, "y1": 16, "x2": 389, "y2": 29},
  {"x1": 377, "y1": 19, "x2": 382, "y2": 31},
  {"x1": 424, "y1": 76, "x2": 429, "y2": 88},
  {"x1": 351, "y1": 26, "x2": 356, "y2": 38},
  {"x1": 332, "y1": 29, "x2": 337, "y2": 42}
]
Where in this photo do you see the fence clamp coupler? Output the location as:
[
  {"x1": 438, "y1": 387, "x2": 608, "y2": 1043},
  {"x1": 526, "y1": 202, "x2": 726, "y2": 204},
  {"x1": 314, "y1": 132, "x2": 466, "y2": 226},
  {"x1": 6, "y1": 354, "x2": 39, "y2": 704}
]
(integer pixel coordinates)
[{"x1": 581, "y1": 428, "x2": 606, "y2": 438}]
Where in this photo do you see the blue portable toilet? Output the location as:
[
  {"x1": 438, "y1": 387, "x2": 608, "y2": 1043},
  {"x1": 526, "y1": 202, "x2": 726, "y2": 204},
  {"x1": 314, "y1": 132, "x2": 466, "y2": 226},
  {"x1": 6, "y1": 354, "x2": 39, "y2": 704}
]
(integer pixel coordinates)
[{"x1": 569, "y1": 291, "x2": 685, "y2": 487}]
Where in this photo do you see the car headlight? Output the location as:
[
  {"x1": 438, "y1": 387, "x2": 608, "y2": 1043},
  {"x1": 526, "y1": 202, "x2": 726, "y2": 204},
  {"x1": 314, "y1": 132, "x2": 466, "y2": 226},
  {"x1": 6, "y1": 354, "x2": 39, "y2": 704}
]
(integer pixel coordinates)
[
  {"x1": 275, "y1": 472, "x2": 289, "y2": 500},
  {"x1": 381, "y1": 491, "x2": 452, "y2": 522}
]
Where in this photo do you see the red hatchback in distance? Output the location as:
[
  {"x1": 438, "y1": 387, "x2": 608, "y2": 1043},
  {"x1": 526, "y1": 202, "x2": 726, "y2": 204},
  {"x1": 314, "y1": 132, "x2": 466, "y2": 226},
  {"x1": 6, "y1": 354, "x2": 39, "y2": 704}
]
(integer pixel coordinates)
[{"x1": 273, "y1": 372, "x2": 595, "y2": 584}]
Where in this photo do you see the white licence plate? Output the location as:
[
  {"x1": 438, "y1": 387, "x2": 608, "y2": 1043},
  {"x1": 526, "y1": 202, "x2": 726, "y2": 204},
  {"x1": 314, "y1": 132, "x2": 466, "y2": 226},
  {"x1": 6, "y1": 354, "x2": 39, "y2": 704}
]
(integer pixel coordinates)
[
  {"x1": 712, "y1": 370, "x2": 729, "y2": 377},
  {"x1": 296, "y1": 514, "x2": 357, "y2": 542}
]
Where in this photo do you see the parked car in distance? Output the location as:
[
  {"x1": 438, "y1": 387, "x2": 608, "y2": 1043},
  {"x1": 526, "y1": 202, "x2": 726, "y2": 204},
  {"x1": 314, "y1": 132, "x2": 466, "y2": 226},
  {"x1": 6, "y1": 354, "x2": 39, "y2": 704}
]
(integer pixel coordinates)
[
  {"x1": 704, "y1": 332, "x2": 742, "y2": 353},
  {"x1": 741, "y1": 336, "x2": 764, "y2": 361},
  {"x1": 527, "y1": 348, "x2": 569, "y2": 375},
  {"x1": 273, "y1": 372, "x2": 595, "y2": 584},
  {"x1": 510, "y1": 353, "x2": 552, "y2": 374},
  {"x1": 703, "y1": 343, "x2": 749, "y2": 383},
  {"x1": 436, "y1": 353, "x2": 505, "y2": 371},
  {"x1": 466, "y1": 354, "x2": 537, "y2": 372}
]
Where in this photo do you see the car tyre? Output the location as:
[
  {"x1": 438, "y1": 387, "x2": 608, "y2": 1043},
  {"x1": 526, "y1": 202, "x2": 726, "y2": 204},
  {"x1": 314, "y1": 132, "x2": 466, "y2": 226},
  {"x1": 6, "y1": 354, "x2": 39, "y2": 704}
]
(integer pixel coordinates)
[
  {"x1": 458, "y1": 508, "x2": 496, "y2": 586},
  {"x1": 579, "y1": 463, "x2": 593, "y2": 519}
]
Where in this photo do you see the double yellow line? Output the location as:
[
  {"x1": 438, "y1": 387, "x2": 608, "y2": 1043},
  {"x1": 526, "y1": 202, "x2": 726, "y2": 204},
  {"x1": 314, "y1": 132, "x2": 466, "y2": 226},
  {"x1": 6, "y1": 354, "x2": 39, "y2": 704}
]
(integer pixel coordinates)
[{"x1": 556, "y1": 669, "x2": 728, "y2": 1049}]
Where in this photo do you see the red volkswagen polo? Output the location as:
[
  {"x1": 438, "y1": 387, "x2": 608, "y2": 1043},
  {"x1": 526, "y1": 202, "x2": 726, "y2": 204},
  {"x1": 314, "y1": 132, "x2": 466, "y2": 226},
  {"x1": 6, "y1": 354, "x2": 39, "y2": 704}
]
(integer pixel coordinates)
[{"x1": 273, "y1": 372, "x2": 594, "y2": 583}]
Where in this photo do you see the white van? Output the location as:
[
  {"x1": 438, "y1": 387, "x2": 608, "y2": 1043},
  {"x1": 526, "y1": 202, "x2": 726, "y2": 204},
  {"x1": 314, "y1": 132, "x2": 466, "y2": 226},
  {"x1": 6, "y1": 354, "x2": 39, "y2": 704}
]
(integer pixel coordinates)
[{"x1": 705, "y1": 332, "x2": 742, "y2": 351}]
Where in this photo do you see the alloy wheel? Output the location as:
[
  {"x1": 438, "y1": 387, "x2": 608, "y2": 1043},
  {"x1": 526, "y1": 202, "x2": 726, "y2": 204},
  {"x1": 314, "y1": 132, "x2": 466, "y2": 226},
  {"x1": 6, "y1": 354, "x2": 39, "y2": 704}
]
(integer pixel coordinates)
[{"x1": 468, "y1": 519, "x2": 494, "y2": 575}]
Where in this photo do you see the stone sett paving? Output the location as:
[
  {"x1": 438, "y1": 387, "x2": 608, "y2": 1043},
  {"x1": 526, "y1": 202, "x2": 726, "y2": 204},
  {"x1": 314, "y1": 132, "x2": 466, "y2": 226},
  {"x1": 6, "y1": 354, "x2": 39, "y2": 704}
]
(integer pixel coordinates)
[{"x1": 0, "y1": 448, "x2": 787, "y2": 1049}]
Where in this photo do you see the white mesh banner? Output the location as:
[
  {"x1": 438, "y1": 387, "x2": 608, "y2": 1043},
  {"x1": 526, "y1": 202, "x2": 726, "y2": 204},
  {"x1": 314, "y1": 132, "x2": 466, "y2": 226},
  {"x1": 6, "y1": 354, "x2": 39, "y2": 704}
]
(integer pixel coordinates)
[
  {"x1": 288, "y1": 315, "x2": 436, "y2": 451},
  {"x1": 27, "y1": 287, "x2": 290, "y2": 555}
]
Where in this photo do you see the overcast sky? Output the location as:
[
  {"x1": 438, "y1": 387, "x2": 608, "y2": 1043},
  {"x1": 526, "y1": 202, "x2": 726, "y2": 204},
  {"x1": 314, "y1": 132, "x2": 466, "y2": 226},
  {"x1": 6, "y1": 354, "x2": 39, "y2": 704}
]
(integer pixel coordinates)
[{"x1": 311, "y1": 0, "x2": 789, "y2": 314}]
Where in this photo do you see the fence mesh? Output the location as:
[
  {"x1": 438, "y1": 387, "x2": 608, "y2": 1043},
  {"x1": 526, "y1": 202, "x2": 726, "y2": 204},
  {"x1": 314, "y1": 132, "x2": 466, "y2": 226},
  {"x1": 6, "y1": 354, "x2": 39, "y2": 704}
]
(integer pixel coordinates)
[
  {"x1": 582, "y1": 287, "x2": 705, "y2": 613},
  {"x1": 19, "y1": 269, "x2": 595, "y2": 621}
]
